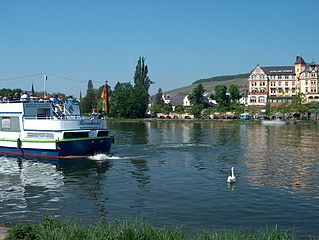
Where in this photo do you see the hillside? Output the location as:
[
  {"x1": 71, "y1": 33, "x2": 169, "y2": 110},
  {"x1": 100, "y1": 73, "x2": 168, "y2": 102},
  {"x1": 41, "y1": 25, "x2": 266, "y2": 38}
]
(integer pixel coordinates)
[{"x1": 162, "y1": 73, "x2": 249, "y2": 99}]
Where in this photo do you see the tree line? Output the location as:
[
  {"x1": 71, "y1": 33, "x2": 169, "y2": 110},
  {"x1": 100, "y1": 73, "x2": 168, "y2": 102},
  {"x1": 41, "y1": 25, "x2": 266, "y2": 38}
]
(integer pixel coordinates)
[{"x1": 81, "y1": 57, "x2": 153, "y2": 118}]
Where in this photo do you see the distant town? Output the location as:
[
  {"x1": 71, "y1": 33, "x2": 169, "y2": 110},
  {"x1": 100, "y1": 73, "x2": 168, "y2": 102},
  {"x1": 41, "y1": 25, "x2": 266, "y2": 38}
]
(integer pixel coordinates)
[{"x1": 152, "y1": 56, "x2": 319, "y2": 120}]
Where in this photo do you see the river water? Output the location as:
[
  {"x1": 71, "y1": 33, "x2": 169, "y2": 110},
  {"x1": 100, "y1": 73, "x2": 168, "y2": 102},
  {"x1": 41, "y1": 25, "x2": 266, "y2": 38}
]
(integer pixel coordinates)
[{"x1": 0, "y1": 120, "x2": 319, "y2": 238}]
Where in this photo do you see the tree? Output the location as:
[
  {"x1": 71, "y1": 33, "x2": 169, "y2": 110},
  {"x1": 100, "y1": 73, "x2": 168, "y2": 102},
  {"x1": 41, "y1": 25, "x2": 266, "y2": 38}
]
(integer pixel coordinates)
[
  {"x1": 134, "y1": 57, "x2": 153, "y2": 92},
  {"x1": 289, "y1": 93, "x2": 307, "y2": 115},
  {"x1": 230, "y1": 101, "x2": 244, "y2": 115},
  {"x1": 307, "y1": 101, "x2": 319, "y2": 120},
  {"x1": 162, "y1": 103, "x2": 173, "y2": 114},
  {"x1": 175, "y1": 105, "x2": 185, "y2": 114},
  {"x1": 0, "y1": 88, "x2": 22, "y2": 98},
  {"x1": 187, "y1": 84, "x2": 206, "y2": 118},
  {"x1": 229, "y1": 84, "x2": 240, "y2": 101},
  {"x1": 132, "y1": 57, "x2": 153, "y2": 118},
  {"x1": 189, "y1": 84, "x2": 205, "y2": 105},
  {"x1": 150, "y1": 88, "x2": 165, "y2": 114},
  {"x1": 109, "y1": 82, "x2": 134, "y2": 118},
  {"x1": 214, "y1": 85, "x2": 230, "y2": 112},
  {"x1": 81, "y1": 80, "x2": 98, "y2": 114},
  {"x1": 155, "y1": 88, "x2": 164, "y2": 106}
]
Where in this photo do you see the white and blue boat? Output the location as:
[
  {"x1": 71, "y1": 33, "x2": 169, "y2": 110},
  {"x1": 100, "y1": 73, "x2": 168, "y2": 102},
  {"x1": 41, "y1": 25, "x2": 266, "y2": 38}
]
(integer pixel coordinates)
[{"x1": 0, "y1": 100, "x2": 114, "y2": 159}]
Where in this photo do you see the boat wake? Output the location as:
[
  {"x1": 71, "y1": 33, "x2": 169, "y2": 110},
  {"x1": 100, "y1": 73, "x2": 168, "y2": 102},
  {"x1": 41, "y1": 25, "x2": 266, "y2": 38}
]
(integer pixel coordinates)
[{"x1": 88, "y1": 153, "x2": 147, "y2": 161}]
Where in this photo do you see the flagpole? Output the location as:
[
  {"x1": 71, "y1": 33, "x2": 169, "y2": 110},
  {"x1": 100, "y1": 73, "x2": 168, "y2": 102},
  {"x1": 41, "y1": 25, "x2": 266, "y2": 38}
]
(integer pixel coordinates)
[
  {"x1": 105, "y1": 80, "x2": 109, "y2": 114},
  {"x1": 43, "y1": 73, "x2": 46, "y2": 98}
]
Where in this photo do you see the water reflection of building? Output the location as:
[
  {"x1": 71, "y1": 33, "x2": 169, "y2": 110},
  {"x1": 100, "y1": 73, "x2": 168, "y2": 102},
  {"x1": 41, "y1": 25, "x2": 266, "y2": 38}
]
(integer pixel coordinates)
[{"x1": 244, "y1": 125, "x2": 319, "y2": 195}]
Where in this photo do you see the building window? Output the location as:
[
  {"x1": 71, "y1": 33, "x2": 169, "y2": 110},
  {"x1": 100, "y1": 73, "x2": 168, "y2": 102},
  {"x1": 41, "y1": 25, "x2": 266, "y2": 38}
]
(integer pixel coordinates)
[
  {"x1": 258, "y1": 96, "x2": 265, "y2": 103},
  {"x1": 250, "y1": 96, "x2": 257, "y2": 103},
  {"x1": 285, "y1": 75, "x2": 289, "y2": 79},
  {"x1": 260, "y1": 74, "x2": 264, "y2": 80},
  {"x1": 285, "y1": 82, "x2": 288, "y2": 86},
  {"x1": 285, "y1": 88, "x2": 289, "y2": 94}
]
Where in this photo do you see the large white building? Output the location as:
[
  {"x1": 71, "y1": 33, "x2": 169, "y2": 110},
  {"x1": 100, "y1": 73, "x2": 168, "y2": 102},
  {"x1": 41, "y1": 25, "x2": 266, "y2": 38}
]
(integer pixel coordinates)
[{"x1": 247, "y1": 56, "x2": 319, "y2": 106}]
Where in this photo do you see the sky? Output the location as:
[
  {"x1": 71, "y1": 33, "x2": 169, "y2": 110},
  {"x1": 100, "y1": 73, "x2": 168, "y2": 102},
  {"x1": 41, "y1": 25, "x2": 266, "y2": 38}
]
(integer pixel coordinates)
[{"x1": 1, "y1": 0, "x2": 319, "y2": 98}]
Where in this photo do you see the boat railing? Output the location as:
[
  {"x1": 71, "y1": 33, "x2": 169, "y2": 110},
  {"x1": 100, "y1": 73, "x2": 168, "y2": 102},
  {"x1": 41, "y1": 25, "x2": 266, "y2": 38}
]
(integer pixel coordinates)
[
  {"x1": 23, "y1": 114, "x2": 84, "y2": 120},
  {"x1": 63, "y1": 104, "x2": 78, "y2": 119}
]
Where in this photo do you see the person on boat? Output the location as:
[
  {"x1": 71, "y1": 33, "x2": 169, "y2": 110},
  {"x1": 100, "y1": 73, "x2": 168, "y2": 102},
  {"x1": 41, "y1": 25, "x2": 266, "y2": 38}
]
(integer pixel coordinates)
[
  {"x1": 20, "y1": 92, "x2": 30, "y2": 102},
  {"x1": 7, "y1": 94, "x2": 15, "y2": 102},
  {"x1": 14, "y1": 92, "x2": 21, "y2": 102},
  {"x1": 66, "y1": 95, "x2": 74, "y2": 113},
  {"x1": 67, "y1": 96, "x2": 74, "y2": 105},
  {"x1": 90, "y1": 108, "x2": 100, "y2": 119},
  {"x1": 1, "y1": 96, "x2": 8, "y2": 102},
  {"x1": 53, "y1": 95, "x2": 63, "y2": 113},
  {"x1": 29, "y1": 94, "x2": 37, "y2": 102}
]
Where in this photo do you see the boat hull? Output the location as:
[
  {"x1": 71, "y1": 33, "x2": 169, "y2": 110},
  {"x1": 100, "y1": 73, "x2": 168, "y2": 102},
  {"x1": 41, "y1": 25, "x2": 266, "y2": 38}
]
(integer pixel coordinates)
[{"x1": 0, "y1": 137, "x2": 114, "y2": 159}]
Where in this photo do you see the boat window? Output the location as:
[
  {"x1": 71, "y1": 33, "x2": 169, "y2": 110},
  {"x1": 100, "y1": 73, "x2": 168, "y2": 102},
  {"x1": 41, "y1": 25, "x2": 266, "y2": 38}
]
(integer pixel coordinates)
[
  {"x1": 37, "y1": 108, "x2": 51, "y2": 119},
  {"x1": 27, "y1": 132, "x2": 54, "y2": 139},
  {"x1": 97, "y1": 130, "x2": 109, "y2": 137},
  {"x1": 0, "y1": 117, "x2": 20, "y2": 132},
  {"x1": 64, "y1": 131, "x2": 89, "y2": 139}
]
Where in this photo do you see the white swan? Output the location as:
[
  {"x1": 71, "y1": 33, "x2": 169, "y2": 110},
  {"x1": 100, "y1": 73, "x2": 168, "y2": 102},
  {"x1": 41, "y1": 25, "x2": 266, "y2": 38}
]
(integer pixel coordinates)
[{"x1": 227, "y1": 167, "x2": 236, "y2": 183}]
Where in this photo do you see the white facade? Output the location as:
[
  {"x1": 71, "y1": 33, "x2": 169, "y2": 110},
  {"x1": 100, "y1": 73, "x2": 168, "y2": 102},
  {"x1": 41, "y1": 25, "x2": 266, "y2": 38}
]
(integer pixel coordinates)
[{"x1": 183, "y1": 95, "x2": 191, "y2": 107}]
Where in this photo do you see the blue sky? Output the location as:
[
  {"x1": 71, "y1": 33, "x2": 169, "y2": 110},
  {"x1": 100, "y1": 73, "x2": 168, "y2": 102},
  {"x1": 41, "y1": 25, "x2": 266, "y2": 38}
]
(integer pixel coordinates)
[{"x1": 1, "y1": 0, "x2": 319, "y2": 98}]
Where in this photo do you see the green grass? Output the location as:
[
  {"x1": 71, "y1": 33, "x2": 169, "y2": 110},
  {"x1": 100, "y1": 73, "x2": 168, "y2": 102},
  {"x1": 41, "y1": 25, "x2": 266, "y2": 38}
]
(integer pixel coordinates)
[{"x1": 5, "y1": 216, "x2": 307, "y2": 240}]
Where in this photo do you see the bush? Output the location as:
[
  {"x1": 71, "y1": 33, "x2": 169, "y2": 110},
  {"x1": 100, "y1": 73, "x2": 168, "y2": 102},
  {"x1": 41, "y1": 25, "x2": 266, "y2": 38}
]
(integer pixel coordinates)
[{"x1": 6, "y1": 224, "x2": 37, "y2": 240}]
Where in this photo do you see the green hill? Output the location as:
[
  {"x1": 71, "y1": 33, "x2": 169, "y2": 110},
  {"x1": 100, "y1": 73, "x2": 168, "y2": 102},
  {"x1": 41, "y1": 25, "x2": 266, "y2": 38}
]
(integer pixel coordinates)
[{"x1": 162, "y1": 73, "x2": 249, "y2": 98}]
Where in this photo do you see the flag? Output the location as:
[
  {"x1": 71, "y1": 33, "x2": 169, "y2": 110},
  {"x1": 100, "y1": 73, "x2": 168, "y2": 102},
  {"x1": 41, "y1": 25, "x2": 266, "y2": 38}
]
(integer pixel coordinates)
[
  {"x1": 102, "y1": 81, "x2": 110, "y2": 114},
  {"x1": 101, "y1": 85, "x2": 107, "y2": 100}
]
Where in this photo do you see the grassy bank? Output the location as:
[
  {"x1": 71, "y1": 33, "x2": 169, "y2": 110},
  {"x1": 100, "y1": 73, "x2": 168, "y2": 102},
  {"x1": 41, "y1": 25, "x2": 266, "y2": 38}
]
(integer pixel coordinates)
[{"x1": 5, "y1": 217, "x2": 299, "y2": 240}]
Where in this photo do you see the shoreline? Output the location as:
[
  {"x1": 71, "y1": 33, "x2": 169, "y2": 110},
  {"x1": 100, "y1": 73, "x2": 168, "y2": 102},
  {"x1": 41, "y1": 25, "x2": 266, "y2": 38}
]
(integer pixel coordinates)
[
  {"x1": 107, "y1": 117, "x2": 319, "y2": 125},
  {"x1": 0, "y1": 227, "x2": 8, "y2": 240}
]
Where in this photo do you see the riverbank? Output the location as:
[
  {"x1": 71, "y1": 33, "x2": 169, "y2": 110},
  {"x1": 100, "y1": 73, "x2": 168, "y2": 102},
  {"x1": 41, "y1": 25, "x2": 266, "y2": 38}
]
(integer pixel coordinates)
[
  {"x1": 0, "y1": 227, "x2": 8, "y2": 240},
  {"x1": 108, "y1": 117, "x2": 319, "y2": 125},
  {"x1": 4, "y1": 217, "x2": 298, "y2": 240}
]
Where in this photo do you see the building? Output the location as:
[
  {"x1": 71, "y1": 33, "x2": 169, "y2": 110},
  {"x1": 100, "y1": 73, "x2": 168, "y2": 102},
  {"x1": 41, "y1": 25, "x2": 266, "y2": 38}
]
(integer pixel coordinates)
[{"x1": 247, "y1": 56, "x2": 319, "y2": 106}]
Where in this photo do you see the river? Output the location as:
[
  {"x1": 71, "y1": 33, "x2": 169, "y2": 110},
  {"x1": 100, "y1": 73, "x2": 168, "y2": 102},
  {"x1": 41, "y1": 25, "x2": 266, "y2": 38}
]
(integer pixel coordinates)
[{"x1": 0, "y1": 120, "x2": 318, "y2": 239}]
